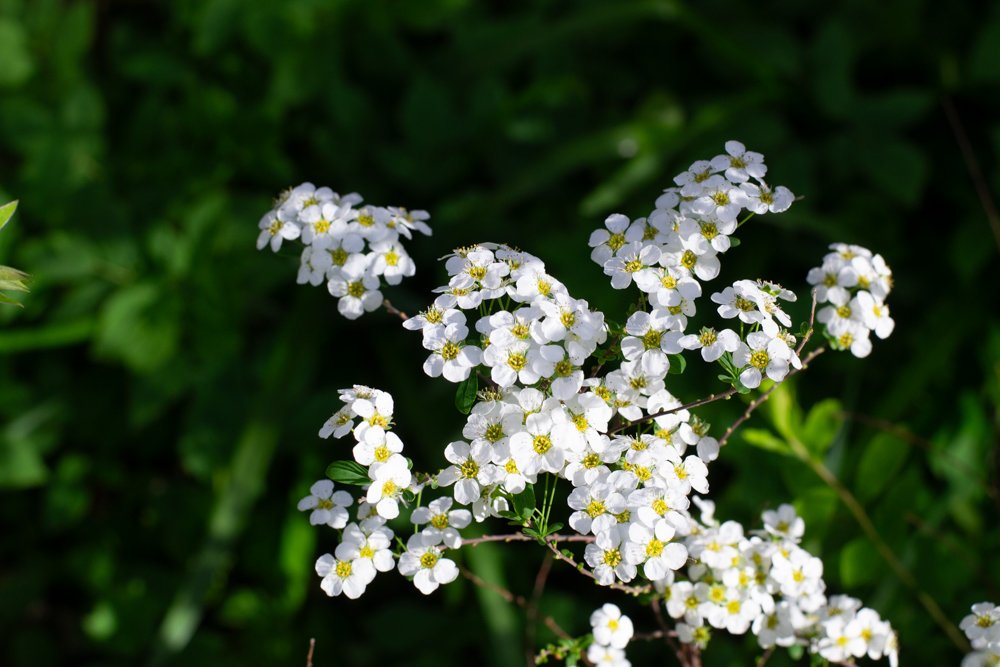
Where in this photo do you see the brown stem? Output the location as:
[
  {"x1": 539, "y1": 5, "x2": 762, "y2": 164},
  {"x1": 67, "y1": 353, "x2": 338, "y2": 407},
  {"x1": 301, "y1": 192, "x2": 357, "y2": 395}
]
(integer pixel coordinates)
[
  {"x1": 382, "y1": 298, "x2": 409, "y2": 321},
  {"x1": 785, "y1": 432, "x2": 972, "y2": 653},
  {"x1": 458, "y1": 566, "x2": 574, "y2": 644},
  {"x1": 942, "y1": 97, "x2": 1000, "y2": 255},
  {"x1": 306, "y1": 638, "x2": 315, "y2": 667},
  {"x1": 718, "y1": 346, "x2": 826, "y2": 447},
  {"x1": 461, "y1": 533, "x2": 595, "y2": 548},
  {"x1": 609, "y1": 389, "x2": 738, "y2": 435},
  {"x1": 650, "y1": 598, "x2": 687, "y2": 665},
  {"x1": 795, "y1": 290, "x2": 819, "y2": 357},
  {"x1": 525, "y1": 553, "x2": 554, "y2": 666},
  {"x1": 756, "y1": 647, "x2": 774, "y2": 667},
  {"x1": 542, "y1": 539, "x2": 651, "y2": 596}
]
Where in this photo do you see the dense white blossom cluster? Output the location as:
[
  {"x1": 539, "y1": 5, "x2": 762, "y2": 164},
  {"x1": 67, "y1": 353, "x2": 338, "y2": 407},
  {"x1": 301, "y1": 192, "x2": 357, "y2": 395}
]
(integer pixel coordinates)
[
  {"x1": 961, "y1": 602, "x2": 1000, "y2": 667},
  {"x1": 807, "y1": 243, "x2": 894, "y2": 357},
  {"x1": 256, "y1": 182, "x2": 431, "y2": 319},
  {"x1": 666, "y1": 503, "x2": 897, "y2": 664},
  {"x1": 274, "y1": 143, "x2": 906, "y2": 665}
]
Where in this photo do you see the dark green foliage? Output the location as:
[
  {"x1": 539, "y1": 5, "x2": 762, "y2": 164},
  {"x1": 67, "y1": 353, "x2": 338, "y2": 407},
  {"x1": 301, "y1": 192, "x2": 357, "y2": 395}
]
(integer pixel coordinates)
[{"x1": 1, "y1": 0, "x2": 998, "y2": 666}]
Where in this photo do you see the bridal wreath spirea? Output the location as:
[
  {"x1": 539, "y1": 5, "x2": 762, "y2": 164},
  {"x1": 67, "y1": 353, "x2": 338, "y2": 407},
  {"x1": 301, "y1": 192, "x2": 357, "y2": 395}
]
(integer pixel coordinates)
[{"x1": 268, "y1": 142, "x2": 901, "y2": 665}]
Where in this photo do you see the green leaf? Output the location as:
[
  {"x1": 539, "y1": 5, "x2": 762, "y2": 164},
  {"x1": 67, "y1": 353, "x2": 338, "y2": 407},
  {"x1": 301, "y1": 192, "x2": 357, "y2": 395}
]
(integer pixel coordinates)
[
  {"x1": 514, "y1": 485, "x2": 536, "y2": 518},
  {"x1": 667, "y1": 354, "x2": 686, "y2": 375},
  {"x1": 765, "y1": 382, "x2": 802, "y2": 442},
  {"x1": 0, "y1": 200, "x2": 18, "y2": 231},
  {"x1": 855, "y1": 433, "x2": 909, "y2": 503},
  {"x1": 0, "y1": 21, "x2": 33, "y2": 87},
  {"x1": 801, "y1": 399, "x2": 843, "y2": 457},
  {"x1": 455, "y1": 373, "x2": 478, "y2": 415},
  {"x1": 325, "y1": 460, "x2": 370, "y2": 486},
  {"x1": 839, "y1": 537, "x2": 879, "y2": 587},
  {"x1": 741, "y1": 428, "x2": 792, "y2": 456}
]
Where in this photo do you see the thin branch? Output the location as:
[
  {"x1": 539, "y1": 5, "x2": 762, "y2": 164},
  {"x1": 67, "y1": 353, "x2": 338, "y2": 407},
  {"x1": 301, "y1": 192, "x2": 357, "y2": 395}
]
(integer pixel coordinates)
[
  {"x1": 526, "y1": 552, "x2": 555, "y2": 665},
  {"x1": 719, "y1": 346, "x2": 826, "y2": 447},
  {"x1": 459, "y1": 566, "x2": 573, "y2": 643},
  {"x1": 785, "y1": 433, "x2": 972, "y2": 653},
  {"x1": 306, "y1": 638, "x2": 315, "y2": 667},
  {"x1": 942, "y1": 97, "x2": 1000, "y2": 255},
  {"x1": 650, "y1": 598, "x2": 687, "y2": 666},
  {"x1": 542, "y1": 538, "x2": 651, "y2": 596},
  {"x1": 795, "y1": 290, "x2": 819, "y2": 357},
  {"x1": 382, "y1": 298, "x2": 409, "y2": 321},
  {"x1": 840, "y1": 411, "x2": 1000, "y2": 502},
  {"x1": 755, "y1": 647, "x2": 774, "y2": 667},
  {"x1": 461, "y1": 533, "x2": 595, "y2": 548},
  {"x1": 609, "y1": 388, "x2": 738, "y2": 435}
]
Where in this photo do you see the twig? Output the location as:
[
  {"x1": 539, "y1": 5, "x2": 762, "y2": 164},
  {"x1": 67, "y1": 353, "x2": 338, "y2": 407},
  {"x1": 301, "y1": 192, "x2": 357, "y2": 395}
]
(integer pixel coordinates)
[
  {"x1": 650, "y1": 598, "x2": 687, "y2": 665},
  {"x1": 382, "y1": 298, "x2": 409, "y2": 321},
  {"x1": 459, "y1": 565, "x2": 573, "y2": 643},
  {"x1": 609, "y1": 388, "x2": 738, "y2": 435},
  {"x1": 942, "y1": 97, "x2": 1000, "y2": 255},
  {"x1": 461, "y1": 566, "x2": 526, "y2": 606},
  {"x1": 461, "y1": 533, "x2": 595, "y2": 548},
  {"x1": 796, "y1": 290, "x2": 819, "y2": 357},
  {"x1": 542, "y1": 539, "x2": 651, "y2": 596},
  {"x1": 719, "y1": 346, "x2": 826, "y2": 447},
  {"x1": 306, "y1": 638, "x2": 315, "y2": 667},
  {"x1": 756, "y1": 647, "x2": 774, "y2": 666},
  {"x1": 784, "y1": 432, "x2": 972, "y2": 653},
  {"x1": 840, "y1": 411, "x2": 1000, "y2": 502},
  {"x1": 525, "y1": 553, "x2": 554, "y2": 665}
]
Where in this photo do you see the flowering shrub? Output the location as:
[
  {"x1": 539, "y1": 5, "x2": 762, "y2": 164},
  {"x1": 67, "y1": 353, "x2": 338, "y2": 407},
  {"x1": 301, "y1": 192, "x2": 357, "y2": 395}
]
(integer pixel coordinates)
[
  {"x1": 962, "y1": 603, "x2": 1000, "y2": 667},
  {"x1": 262, "y1": 143, "x2": 904, "y2": 665}
]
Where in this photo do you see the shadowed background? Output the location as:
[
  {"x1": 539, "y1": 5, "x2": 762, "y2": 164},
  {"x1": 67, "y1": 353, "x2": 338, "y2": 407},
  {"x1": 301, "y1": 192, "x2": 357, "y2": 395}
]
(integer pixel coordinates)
[{"x1": 0, "y1": 0, "x2": 998, "y2": 665}]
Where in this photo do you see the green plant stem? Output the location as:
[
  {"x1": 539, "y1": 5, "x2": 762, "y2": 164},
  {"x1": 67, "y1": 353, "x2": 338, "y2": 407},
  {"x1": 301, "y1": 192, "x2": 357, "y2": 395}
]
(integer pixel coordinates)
[{"x1": 784, "y1": 433, "x2": 971, "y2": 653}]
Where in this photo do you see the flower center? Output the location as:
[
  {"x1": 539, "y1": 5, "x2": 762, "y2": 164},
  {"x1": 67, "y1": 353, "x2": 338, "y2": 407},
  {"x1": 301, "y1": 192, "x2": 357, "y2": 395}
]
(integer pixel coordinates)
[
  {"x1": 440, "y1": 342, "x2": 460, "y2": 361},
  {"x1": 347, "y1": 281, "x2": 366, "y2": 298},
  {"x1": 602, "y1": 548, "x2": 622, "y2": 567},
  {"x1": 532, "y1": 435, "x2": 552, "y2": 454},
  {"x1": 430, "y1": 513, "x2": 450, "y2": 530},
  {"x1": 698, "y1": 328, "x2": 717, "y2": 346},
  {"x1": 586, "y1": 500, "x2": 607, "y2": 518},
  {"x1": 642, "y1": 329, "x2": 663, "y2": 349},
  {"x1": 582, "y1": 453, "x2": 601, "y2": 468},
  {"x1": 420, "y1": 551, "x2": 440, "y2": 569},
  {"x1": 459, "y1": 459, "x2": 480, "y2": 479},
  {"x1": 750, "y1": 350, "x2": 770, "y2": 369},
  {"x1": 335, "y1": 561, "x2": 352, "y2": 578},
  {"x1": 607, "y1": 233, "x2": 626, "y2": 251},
  {"x1": 646, "y1": 539, "x2": 665, "y2": 558},
  {"x1": 485, "y1": 423, "x2": 505, "y2": 443},
  {"x1": 680, "y1": 250, "x2": 697, "y2": 270}
]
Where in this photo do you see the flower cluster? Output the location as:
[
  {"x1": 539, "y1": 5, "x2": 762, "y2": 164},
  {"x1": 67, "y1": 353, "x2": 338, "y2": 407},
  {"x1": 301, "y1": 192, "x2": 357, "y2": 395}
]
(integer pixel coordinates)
[
  {"x1": 274, "y1": 142, "x2": 905, "y2": 666},
  {"x1": 961, "y1": 602, "x2": 1000, "y2": 667},
  {"x1": 587, "y1": 604, "x2": 633, "y2": 667},
  {"x1": 808, "y1": 243, "x2": 894, "y2": 357},
  {"x1": 256, "y1": 182, "x2": 431, "y2": 319},
  {"x1": 588, "y1": 142, "x2": 806, "y2": 391},
  {"x1": 665, "y1": 503, "x2": 897, "y2": 664}
]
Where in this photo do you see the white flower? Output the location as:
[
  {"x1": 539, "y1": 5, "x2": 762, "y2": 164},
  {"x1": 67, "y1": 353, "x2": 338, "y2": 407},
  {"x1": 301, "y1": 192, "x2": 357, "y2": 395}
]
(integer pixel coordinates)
[
  {"x1": 584, "y1": 526, "x2": 637, "y2": 585},
  {"x1": 352, "y1": 430, "x2": 404, "y2": 467},
  {"x1": 679, "y1": 327, "x2": 740, "y2": 362},
  {"x1": 411, "y1": 497, "x2": 472, "y2": 549},
  {"x1": 761, "y1": 504, "x2": 804, "y2": 542},
  {"x1": 365, "y1": 455, "x2": 411, "y2": 520},
  {"x1": 590, "y1": 603, "x2": 634, "y2": 649},
  {"x1": 586, "y1": 644, "x2": 631, "y2": 667},
  {"x1": 962, "y1": 603, "x2": 1000, "y2": 648},
  {"x1": 734, "y1": 331, "x2": 792, "y2": 389},
  {"x1": 297, "y1": 479, "x2": 354, "y2": 528},
  {"x1": 315, "y1": 551, "x2": 375, "y2": 599},
  {"x1": 369, "y1": 240, "x2": 415, "y2": 285},
  {"x1": 740, "y1": 181, "x2": 794, "y2": 214},
  {"x1": 711, "y1": 140, "x2": 767, "y2": 183},
  {"x1": 589, "y1": 213, "x2": 632, "y2": 265},
  {"x1": 855, "y1": 290, "x2": 894, "y2": 339},
  {"x1": 327, "y1": 262, "x2": 383, "y2": 320},
  {"x1": 319, "y1": 406, "x2": 355, "y2": 439},
  {"x1": 422, "y1": 316, "x2": 482, "y2": 382},
  {"x1": 436, "y1": 440, "x2": 496, "y2": 505},
  {"x1": 397, "y1": 533, "x2": 459, "y2": 594},
  {"x1": 257, "y1": 209, "x2": 300, "y2": 251},
  {"x1": 624, "y1": 519, "x2": 688, "y2": 581},
  {"x1": 604, "y1": 242, "x2": 661, "y2": 290},
  {"x1": 339, "y1": 518, "x2": 396, "y2": 573}
]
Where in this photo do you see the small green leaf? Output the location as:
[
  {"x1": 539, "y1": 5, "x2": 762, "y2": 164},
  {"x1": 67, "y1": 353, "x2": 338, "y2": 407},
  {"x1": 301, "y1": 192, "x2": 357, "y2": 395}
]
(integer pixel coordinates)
[
  {"x1": 515, "y1": 485, "x2": 536, "y2": 516},
  {"x1": 667, "y1": 354, "x2": 686, "y2": 375},
  {"x1": 741, "y1": 428, "x2": 792, "y2": 456},
  {"x1": 787, "y1": 644, "x2": 804, "y2": 660},
  {"x1": 455, "y1": 373, "x2": 478, "y2": 414},
  {"x1": 0, "y1": 200, "x2": 17, "y2": 231},
  {"x1": 729, "y1": 236, "x2": 741, "y2": 247},
  {"x1": 325, "y1": 460, "x2": 370, "y2": 486}
]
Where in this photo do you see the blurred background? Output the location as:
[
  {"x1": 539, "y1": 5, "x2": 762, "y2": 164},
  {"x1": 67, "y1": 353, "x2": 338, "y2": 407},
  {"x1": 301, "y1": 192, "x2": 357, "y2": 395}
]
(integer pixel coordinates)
[{"x1": 1, "y1": 0, "x2": 998, "y2": 665}]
